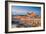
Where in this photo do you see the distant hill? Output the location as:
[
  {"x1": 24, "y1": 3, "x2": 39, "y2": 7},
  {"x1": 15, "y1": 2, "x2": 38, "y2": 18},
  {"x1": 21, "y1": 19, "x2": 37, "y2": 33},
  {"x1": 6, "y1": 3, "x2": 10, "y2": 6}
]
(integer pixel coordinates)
[{"x1": 12, "y1": 12, "x2": 40, "y2": 18}]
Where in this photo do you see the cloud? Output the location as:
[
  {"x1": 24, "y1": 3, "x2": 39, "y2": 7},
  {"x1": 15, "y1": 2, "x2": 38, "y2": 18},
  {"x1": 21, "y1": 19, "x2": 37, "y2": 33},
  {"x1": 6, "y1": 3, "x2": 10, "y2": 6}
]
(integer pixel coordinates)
[{"x1": 12, "y1": 8, "x2": 28, "y2": 15}]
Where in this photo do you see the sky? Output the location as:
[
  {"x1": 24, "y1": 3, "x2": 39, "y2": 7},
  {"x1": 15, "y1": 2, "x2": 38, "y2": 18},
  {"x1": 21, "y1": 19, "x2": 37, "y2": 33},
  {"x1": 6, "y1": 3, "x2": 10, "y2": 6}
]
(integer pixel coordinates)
[{"x1": 12, "y1": 6, "x2": 41, "y2": 16}]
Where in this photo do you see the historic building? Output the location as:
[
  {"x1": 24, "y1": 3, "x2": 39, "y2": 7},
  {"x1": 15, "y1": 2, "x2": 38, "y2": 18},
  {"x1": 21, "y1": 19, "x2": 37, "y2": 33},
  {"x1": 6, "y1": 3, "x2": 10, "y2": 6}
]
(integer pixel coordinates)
[{"x1": 12, "y1": 12, "x2": 41, "y2": 27}]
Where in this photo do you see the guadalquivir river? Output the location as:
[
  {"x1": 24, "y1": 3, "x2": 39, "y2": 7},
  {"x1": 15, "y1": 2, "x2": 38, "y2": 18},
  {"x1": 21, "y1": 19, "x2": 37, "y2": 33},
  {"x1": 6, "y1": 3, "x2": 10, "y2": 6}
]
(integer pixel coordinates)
[{"x1": 12, "y1": 18, "x2": 32, "y2": 28}]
